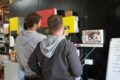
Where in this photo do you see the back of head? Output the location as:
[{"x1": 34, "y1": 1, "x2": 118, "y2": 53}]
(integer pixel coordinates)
[
  {"x1": 25, "y1": 12, "x2": 41, "y2": 29},
  {"x1": 47, "y1": 15, "x2": 63, "y2": 33}
]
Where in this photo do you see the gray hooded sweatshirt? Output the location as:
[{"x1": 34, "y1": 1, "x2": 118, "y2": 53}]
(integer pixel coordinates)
[
  {"x1": 15, "y1": 30, "x2": 46, "y2": 75},
  {"x1": 40, "y1": 35, "x2": 65, "y2": 58}
]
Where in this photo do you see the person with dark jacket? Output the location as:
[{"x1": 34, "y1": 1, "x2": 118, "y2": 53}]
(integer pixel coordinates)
[{"x1": 28, "y1": 15, "x2": 83, "y2": 80}]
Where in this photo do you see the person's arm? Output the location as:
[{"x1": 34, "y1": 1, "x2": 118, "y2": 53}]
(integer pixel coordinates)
[
  {"x1": 67, "y1": 44, "x2": 83, "y2": 77},
  {"x1": 16, "y1": 51, "x2": 25, "y2": 71},
  {"x1": 28, "y1": 43, "x2": 41, "y2": 75},
  {"x1": 15, "y1": 38, "x2": 25, "y2": 71}
]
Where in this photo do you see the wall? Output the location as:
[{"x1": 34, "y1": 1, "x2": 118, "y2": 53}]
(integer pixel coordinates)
[{"x1": 10, "y1": 0, "x2": 85, "y2": 17}]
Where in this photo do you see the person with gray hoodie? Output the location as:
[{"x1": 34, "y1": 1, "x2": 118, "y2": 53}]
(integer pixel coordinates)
[
  {"x1": 15, "y1": 13, "x2": 46, "y2": 80},
  {"x1": 28, "y1": 15, "x2": 83, "y2": 80}
]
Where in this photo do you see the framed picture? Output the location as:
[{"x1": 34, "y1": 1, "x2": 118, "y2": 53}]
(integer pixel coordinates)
[{"x1": 82, "y1": 29, "x2": 104, "y2": 44}]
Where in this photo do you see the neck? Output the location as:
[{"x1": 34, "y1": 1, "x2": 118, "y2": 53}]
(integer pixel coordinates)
[
  {"x1": 52, "y1": 31, "x2": 63, "y2": 36},
  {"x1": 27, "y1": 27, "x2": 36, "y2": 31}
]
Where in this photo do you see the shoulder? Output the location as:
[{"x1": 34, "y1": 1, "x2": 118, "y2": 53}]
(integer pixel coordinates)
[
  {"x1": 58, "y1": 39, "x2": 77, "y2": 56},
  {"x1": 32, "y1": 32, "x2": 46, "y2": 41},
  {"x1": 62, "y1": 39, "x2": 75, "y2": 46},
  {"x1": 39, "y1": 34, "x2": 47, "y2": 38},
  {"x1": 34, "y1": 32, "x2": 47, "y2": 39},
  {"x1": 60, "y1": 39, "x2": 76, "y2": 49},
  {"x1": 29, "y1": 33, "x2": 46, "y2": 47},
  {"x1": 15, "y1": 34, "x2": 21, "y2": 42}
]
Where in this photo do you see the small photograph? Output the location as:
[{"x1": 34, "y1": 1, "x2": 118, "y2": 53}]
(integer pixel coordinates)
[{"x1": 82, "y1": 29, "x2": 104, "y2": 44}]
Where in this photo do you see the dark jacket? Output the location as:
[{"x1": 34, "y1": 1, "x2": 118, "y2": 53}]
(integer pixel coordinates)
[{"x1": 28, "y1": 39, "x2": 83, "y2": 80}]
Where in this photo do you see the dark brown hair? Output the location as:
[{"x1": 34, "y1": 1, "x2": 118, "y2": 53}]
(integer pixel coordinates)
[
  {"x1": 47, "y1": 15, "x2": 63, "y2": 32},
  {"x1": 25, "y1": 12, "x2": 41, "y2": 29}
]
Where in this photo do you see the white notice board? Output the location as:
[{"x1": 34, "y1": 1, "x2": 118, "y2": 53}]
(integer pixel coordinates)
[{"x1": 106, "y1": 38, "x2": 120, "y2": 80}]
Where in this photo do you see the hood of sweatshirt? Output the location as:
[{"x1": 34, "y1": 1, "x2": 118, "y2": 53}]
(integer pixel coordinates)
[
  {"x1": 40, "y1": 35, "x2": 65, "y2": 58},
  {"x1": 16, "y1": 30, "x2": 39, "y2": 45}
]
